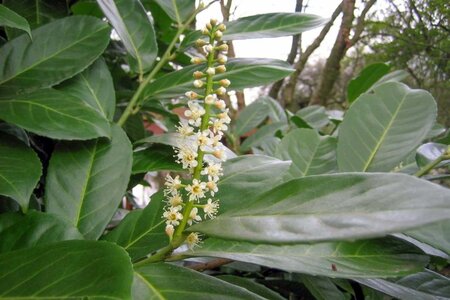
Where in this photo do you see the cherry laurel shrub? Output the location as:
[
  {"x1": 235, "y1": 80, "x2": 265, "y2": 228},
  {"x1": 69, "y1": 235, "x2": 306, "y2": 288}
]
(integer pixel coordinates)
[{"x1": 0, "y1": 1, "x2": 449, "y2": 299}]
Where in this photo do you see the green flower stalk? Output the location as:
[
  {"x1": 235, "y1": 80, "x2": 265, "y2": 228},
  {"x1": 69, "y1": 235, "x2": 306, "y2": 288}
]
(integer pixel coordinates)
[{"x1": 162, "y1": 18, "x2": 230, "y2": 250}]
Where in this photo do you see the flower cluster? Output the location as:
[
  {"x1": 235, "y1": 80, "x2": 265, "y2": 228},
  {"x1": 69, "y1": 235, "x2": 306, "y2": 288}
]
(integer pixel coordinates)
[{"x1": 162, "y1": 18, "x2": 230, "y2": 250}]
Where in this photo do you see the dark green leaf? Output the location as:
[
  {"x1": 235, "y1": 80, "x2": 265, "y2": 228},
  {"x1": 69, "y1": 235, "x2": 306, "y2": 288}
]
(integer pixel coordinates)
[
  {"x1": 0, "y1": 122, "x2": 29, "y2": 145},
  {"x1": 103, "y1": 192, "x2": 166, "y2": 260},
  {"x1": 2, "y1": 0, "x2": 67, "y2": 39},
  {"x1": 347, "y1": 63, "x2": 390, "y2": 103},
  {"x1": 216, "y1": 155, "x2": 290, "y2": 214},
  {"x1": 405, "y1": 220, "x2": 450, "y2": 255},
  {"x1": 0, "y1": 89, "x2": 111, "y2": 140},
  {"x1": 337, "y1": 82, "x2": 437, "y2": 172},
  {"x1": 190, "y1": 173, "x2": 450, "y2": 243},
  {"x1": 46, "y1": 125, "x2": 132, "y2": 240},
  {"x1": 0, "y1": 211, "x2": 83, "y2": 253},
  {"x1": 0, "y1": 15, "x2": 110, "y2": 95},
  {"x1": 240, "y1": 122, "x2": 287, "y2": 151},
  {"x1": 356, "y1": 270, "x2": 450, "y2": 300},
  {"x1": 71, "y1": 0, "x2": 104, "y2": 18},
  {"x1": 275, "y1": 128, "x2": 337, "y2": 178},
  {"x1": 153, "y1": 0, "x2": 195, "y2": 23},
  {"x1": 57, "y1": 57, "x2": 116, "y2": 120},
  {"x1": 0, "y1": 133, "x2": 41, "y2": 211},
  {"x1": 296, "y1": 105, "x2": 330, "y2": 129},
  {"x1": 0, "y1": 4, "x2": 31, "y2": 38},
  {"x1": 217, "y1": 275, "x2": 285, "y2": 300},
  {"x1": 133, "y1": 144, "x2": 182, "y2": 174},
  {"x1": 224, "y1": 13, "x2": 327, "y2": 40},
  {"x1": 290, "y1": 115, "x2": 313, "y2": 129},
  {"x1": 416, "y1": 143, "x2": 449, "y2": 168},
  {"x1": 0, "y1": 240, "x2": 133, "y2": 299},
  {"x1": 298, "y1": 275, "x2": 348, "y2": 300},
  {"x1": 235, "y1": 98, "x2": 271, "y2": 136},
  {"x1": 97, "y1": 0, "x2": 157, "y2": 74},
  {"x1": 133, "y1": 262, "x2": 264, "y2": 299},
  {"x1": 184, "y1": 237, "x2": 428, "y2": 278},
  {"x1": 142, "y1": 58, "x2": 294, "y2": 101},
  {"x1": 123, "y1": 112, "x2": 147, "y2": 142}
]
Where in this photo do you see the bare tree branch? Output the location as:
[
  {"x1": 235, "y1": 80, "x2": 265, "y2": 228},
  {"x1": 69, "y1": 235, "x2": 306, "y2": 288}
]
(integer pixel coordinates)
[
  {"x1": 186, "y1": 258, "x2": 234, "y2": 271},
  {"x1": 349, "y1": 0, "x2": 377, "y2": 46}
]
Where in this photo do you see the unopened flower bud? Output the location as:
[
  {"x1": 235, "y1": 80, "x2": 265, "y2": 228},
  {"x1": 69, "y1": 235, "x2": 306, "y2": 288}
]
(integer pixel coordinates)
[
  {"x1": 215, "y1": 99, "x2": 226, "y2": 110},
  {"x1": 206, "y1": 22, "x2": 212, "y2": 30},
  {"x1": 210, "y1": 18, "x2": 218, "y2": 26},
  {"x1": 215, "y1": 65, "x2": 226, "y2": 73},
  {"x1": 185, "y1": 91, "x2": 198, "y2": 99},
  {"x1": 206, "y1": 67, "x2": 216, "y2": 75},
  {"x1": 204, "y1": 44, "x2": 214, "y2": 53},
  {"x1": 215, "y1": 30, "x2": 223, "y2": 39},
  {"x1": 191, "y1": 57, "x2": 204, "y2": 64},
  {"x1": 198, "y1": 1, "x2": 206, "y2": 9},
  {"x1": 217, "y1": 24, "x2": 226, "y2": 31},
  {"x1": 219, "y1": 79, "x2": 231, "y2": 87},
  {"x1": 216, "y1": 86, "x2": 227, "y2": 95},
  {"x1": 217, "y1": 54, "x2": 227, "y2": 64},
  {"x1": 205, "y1": 94, "x2": 216, "y2": 105},
  {"x1": 201, "y1": 27, "x2": 209, "y2": 35},
  {"x1": 193, "y1": 79, "x2": 204, "y2": 88},
  {"x1": 195, "y1": 39, "x2": 207, "y2": 47},
  {"x1": 213, "y1": 149, "x2": 225, "y2": 160},
  {"x1": 217, "y1": 44, "x2": 228, "y2": 52},
  {"x1": 193, "y1": 71, "x2": 204, "y2": 79},
  {"x1": 165, "y1": 225, "x2": 174, "y2": 238}
]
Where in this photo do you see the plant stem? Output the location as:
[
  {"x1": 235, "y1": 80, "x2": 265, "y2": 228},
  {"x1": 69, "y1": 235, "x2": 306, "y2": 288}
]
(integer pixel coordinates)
[
  {"x1": 414, "y1": 152, "x2": 450, "y2": 177},
  {"x1": 117, "y1": 8, "x2": 202, "y2": 127}
]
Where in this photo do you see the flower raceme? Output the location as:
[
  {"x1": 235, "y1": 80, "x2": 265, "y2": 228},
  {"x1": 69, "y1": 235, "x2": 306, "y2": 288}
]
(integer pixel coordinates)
[{"x1": 161, "y1": 19, "x2": 230, "y2": 250}]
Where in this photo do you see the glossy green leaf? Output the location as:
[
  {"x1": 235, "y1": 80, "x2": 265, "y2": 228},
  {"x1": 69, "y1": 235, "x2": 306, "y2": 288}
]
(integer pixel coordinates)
[
  {"x1": 0, "y1": 15, "x2": 110, "y2": 95},
  {"x1": 347, "y1": 63, "x2": 390, "y2": 103},
  {"x1": 2, "y1": 0, "x2": 67, "y2": 39},
  {"x1": 0, "y1": 211, "x2": 83, "y2": 253},
  {"x1": 190, "y1": 173, "x2": 450, "y2": 243},
  {"x1": 0, "y1": 123, "x2": 29, "y2": 145},
  {"x1": 416, "y1": 143, "x2": 449, "y2": 168},
  {"x1": 71, "y1": 0, "x2": 104, "y2": 18},
  {"x1": 153, "y1": 0, "x2": 195, "y2": 23},
  {"x1": 373, "y1": 69, "x2": 409, "y2": 88},
  {"x1": 356, "y1": 270, "x2": 450, "y2": 300},
  {"x1": 240, "y1": 122, "x2": 287, "y2": 152},
  {"x1": 262, "y1": 96, "x2": 287, "y2": 123},
  {"x1": 184, "y1": 237, "x2": 428, "y2": 279},
  {"x1": 216, "y1": 155, "x2": 290, "y2": 213},
  {"x1": 0, "y1": 4, "x2": 31, "y2": 38},
  {"x1": 337, "y1": 82, "x2": 437, "y2": 172},
  {"x1": 142, "y1": 58, "x2": 294, "y2": 101},
  {"x1": 224, "y1": 13, "x2": 327, "y2": 40},
  {"x1": 235, "y1": 98, "x2": 271, "y2": 136},
  {"x1": 102, "y1": 192, "x2": 166, "y2": 260},
  {"x1": 0, "y1": 240, "x2": 133, "y2": 299},
  {"x1": 133, "y1": 263, "x2": 264, "y2": 299},
  {"x1": 296, "y1": 105, "x2": 330, "y2": 129},
  {"x1": 405, "y1": 220, "x2": 450, "y2": 255},
  {"x1": 298, "y1": 275, "x2": 348, "y2": 300},
  {"x1": 133, "y1": 144, "x2": 182, "y2": 174},
  {"x1": 46, "y1": 125, "x2": 132, "y2": 240},
  {"x1": 57, "y1": 57, "x2": 116, "y2": 120},
  {"x1": 97, "y1": 0, "x2": 157, "y2": 74},
  {"x1": 123, "y1": 112, "x2": 147, "y2": 142},
  {"x1": 275, "y1": 128, "x2": 337, "y2": 177},
  {"x1": 217, "y1": 275, "x2": 285, "y2": 300},
  {"x1": 0, "y1": 89, "x2": 111, "y2": 140},
  {"x1": 0, "y1": 133, "x2": 41, "y2": 211}
]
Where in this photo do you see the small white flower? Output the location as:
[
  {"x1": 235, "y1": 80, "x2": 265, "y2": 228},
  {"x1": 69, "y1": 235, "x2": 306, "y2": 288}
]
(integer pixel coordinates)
[
  {"x1": 176, "y1": 122, "x2": 194, "y2": 137},
  {"x1": 188, "y1": 207, "x2": 202, "y2": 225},
  {"x1": 212, "y1": 149, "x2": 226, "y2": 161},
  {"x1": 215, "y1": 99, "x2": 226, "y2": 110},
  {"x1": 201, "y1": 162, "x2": 223, "y2": 182},
  {"x1": 185, "y1": 232, "x2": 201, "y2": 250},
  {"x1": 185, "y1": 179, "x2": 207, "y2": 201},
  {"x1": 204, "y1": 94, "x2": 216, "y2": 105},
  {"x1": 203, "y1": 199, "x2": 219, "y2": 219},
  {"x1": 184, "y1": 101, "x2": 205, "y2": 127},
  {"x1": 218, "y1": 110, "x2": 231, "y2": 124},
  {"x1": 206, "y1": 180, "x2": 218, "y2": 196},
  {"x1": 196, "y1": 130, "x2": 212, "y2": 151},
  {"x1": 167, "y1": 193, "x2": 183, "y2": 207},
  {"x1": 164, "y1": 175, "x2": 182, "y2": 196},
  {"x1": 175, "y1": 146, "x2": 198, "y2": 169},
  {"x1": 163, "y1": 206, "x2": 183, "y2": 226},
  {"x1": 209, "y1": 133, "x2": 223, "y2": 148},
  {"x1": 212, "y1": 119, "x2": 228, "y2": 134},
  {"x1": 193, "y1": 79, "x2": 204, "y2": 88},
  {"x1": 206, "y1": 67, "x2": 215, "y2": 75}
]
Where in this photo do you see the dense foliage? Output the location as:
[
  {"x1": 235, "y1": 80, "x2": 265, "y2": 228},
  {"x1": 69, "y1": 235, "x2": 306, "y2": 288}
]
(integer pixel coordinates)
[{"x1": 0, "y1": 0, "x2": 449, "y2": 299}]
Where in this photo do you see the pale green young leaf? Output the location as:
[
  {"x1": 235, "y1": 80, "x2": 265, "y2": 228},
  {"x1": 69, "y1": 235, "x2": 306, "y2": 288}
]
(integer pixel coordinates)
[
  {"x1": 97, "y1": 0, "x2": 158, "y2": 74},
  {"x1": 153, "y1": 0, "x2": 195, "y2": 24},
  {"x1": 0, "y1": 4, "x2": 31, "y2": 38},
  {"x1": 0, "y1": 16, "x2": 110, "y2": 95},
  {"x1": 0, "y1": 89, "x2": 111, "y2": 140},
  {"x1": 190, "y1": 173, "x2": 450, "y2": 243},
  {"x1": 46, "y1": 125, "x2": 132, "y2": 240},
  {"x1": 0, "y1": 240, "x2": 133, "y2": 300},
  {"x1": 337, "y1": 82, "x2": 437, "y2": 172},
  {"x1": 0, "y1": 133, "x2": 41, "y2": 212}
]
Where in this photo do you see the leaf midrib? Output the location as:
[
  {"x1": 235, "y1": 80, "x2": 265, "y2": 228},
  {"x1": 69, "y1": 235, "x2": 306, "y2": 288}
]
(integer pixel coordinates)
[
  {"x1": 134, "y1": 271, "x2": 166, "y2": 300},
  {"x1": 0, "y1": 23, "x2": 107, "y2": 86}
]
